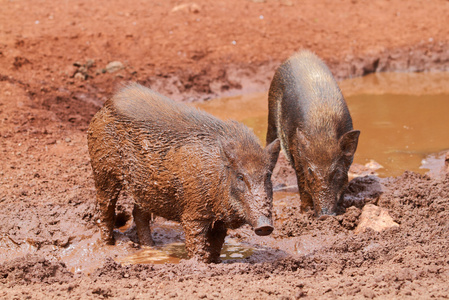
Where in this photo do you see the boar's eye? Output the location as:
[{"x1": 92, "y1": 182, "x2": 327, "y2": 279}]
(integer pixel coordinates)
[
  {"x1": 307, "y1": 167, "x2": 314, "y2": 177},
  {"x1": 237, "y1": 173, "x2": 244, "y2": 182}
]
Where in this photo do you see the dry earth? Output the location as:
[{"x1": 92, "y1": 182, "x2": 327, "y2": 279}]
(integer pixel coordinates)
[{"x1": 1, "y1": 0, "x2": 449, "y2": 299}]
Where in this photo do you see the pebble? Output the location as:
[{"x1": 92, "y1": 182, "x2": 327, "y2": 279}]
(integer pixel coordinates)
[
  {"x1": 74, "y1": 72, "x2": 85, "y2": 80},
  {"x1": 171, "y1": 3, "x2": 201, "y2": 13},
  {"x1": 105, "y1": 61, "x2": 125, "y2": 73}
]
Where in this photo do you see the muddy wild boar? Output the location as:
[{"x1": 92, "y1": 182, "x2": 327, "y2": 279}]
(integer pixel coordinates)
[
  {"x1": 88, "y1": 83, "x2": 280, "y2": 263},
  {"x1": 266, "y1": 50, "x2": 360, "y2": 216}
]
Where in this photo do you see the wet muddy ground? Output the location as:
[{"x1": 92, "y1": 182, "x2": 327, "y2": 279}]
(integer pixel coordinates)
[{"x1": 1, "y1": 0, "x2": 449, "y2": 299}]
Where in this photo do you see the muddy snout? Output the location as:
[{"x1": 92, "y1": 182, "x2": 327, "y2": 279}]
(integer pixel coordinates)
[
  {"x1": 316, "y1": 202, "x2": 338, "y2": 218},
  {"x1": 253, "y1": 215, "x2": 274, "y2": 236},
  {"x1": 318, "y1": 208, "x2": 337, "y2": 220}
]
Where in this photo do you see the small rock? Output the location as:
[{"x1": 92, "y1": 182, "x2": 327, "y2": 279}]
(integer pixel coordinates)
[
  {"x1": 86, "y1": 59, "x2": 95, "y2": 68},
  {"x1": 349, "y1": 160, "x2": 383, "y2": 178},
  {"x1": 355, "y1": 204, "x2": 399, "y2": 234},
  {"x1": 105, "y1": 61, "x2": 125, "y2": 73},
  {"x1": 65, "y1": 138, "x2": 71, "y2": 143},
  {"x1": 74, "y1": 72, "x2": 86, "y2": 80},
  {"x1": 365, "y1": 160, "x2": 383, "y2": 170},
  {"x1": 171, "y1": 3, "x2": 201, "y2": 13}
]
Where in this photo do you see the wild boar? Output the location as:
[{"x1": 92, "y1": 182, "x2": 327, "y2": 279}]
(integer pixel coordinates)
[
  {"x1": 266, "y1": 50, "x2": 360, "y2": 216},
  {"x1": 88, "y1": 83, "x2": 280, "y2": 263}
]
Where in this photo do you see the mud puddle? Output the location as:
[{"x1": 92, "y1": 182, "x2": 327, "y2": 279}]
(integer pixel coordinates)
[
  {"x1": 57, "y1": 220, "x2": 274, "y2": 273},
  {"x1": 195, "y1": 72, "x2": 449, "y2": 177},
  {"x1": 116, "y1": 239, "x2": 256, "y2": 265},
  {"x1": 57, "y1": 193, "x2": 303, "y2": 272}
]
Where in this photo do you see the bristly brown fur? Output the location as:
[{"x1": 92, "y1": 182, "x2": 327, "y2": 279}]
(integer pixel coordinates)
[
  {"x1": 266, "y1": 50, "x2": 360, "y2": 216},
  {"x1": 88, "y1": 83, "x2": 280, "y2": 263}
]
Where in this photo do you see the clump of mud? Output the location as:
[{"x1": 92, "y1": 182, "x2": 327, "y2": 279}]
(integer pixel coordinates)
[
  {"x1": 274, "y1": 174, "x2": 382, "y2": 238},
  {"x1": 0, "y1": 255, "x2": 73, "y2": 286}
]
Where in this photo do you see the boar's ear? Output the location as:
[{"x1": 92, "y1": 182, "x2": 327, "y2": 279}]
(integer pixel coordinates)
[
  {"x1": 265, "y1": 139, "x2": 280, "y2": 172},
  {"x1": 221, "y1": 140, "x2": 238, "y2": 165},
  {"x1": 339, "y1": 130, "x2": 360, "y2": 157}
]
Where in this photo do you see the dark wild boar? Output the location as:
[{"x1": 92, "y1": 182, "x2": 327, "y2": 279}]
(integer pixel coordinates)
[
  {"x1": 88, "y1": 83, "x2": 280, "y2": 263},
  {"x1": 266, "y1": 50, "x2": 360, "y2": 216}
]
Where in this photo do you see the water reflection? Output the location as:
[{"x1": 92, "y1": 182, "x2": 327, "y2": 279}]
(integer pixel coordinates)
[{"x1": 116, "y1": 239, "x2": 256, "y2": 265}]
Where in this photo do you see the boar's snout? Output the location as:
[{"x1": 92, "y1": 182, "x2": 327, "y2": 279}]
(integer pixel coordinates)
[
  {"x1": 318, "y1": 207, "x2": 337, "y2": 218},
  {"x1": 314, "y1": 189, "x2": 339, "y2": 217},
  {"x1": 254, "y1": 215, "x2": 274, "y2": 236}
]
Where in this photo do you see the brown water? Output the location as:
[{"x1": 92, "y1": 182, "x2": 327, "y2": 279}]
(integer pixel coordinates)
[
  {"x1": 116, "y1": 239, "x2": 256, "y2": 265},
  {"x1": 114, "y1": 192, "x2": 299, "y2": 265},
  {"x1": 194, "y1": 72, "x2": 449, "y2": 177},
  {"x1": 346, "y1": 93, "x2": 449, "y2": 176}
]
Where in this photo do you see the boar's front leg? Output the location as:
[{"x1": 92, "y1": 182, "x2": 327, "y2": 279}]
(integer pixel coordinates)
[
  {"x1": 206, "y1": 221, "x2": 227, "y2": 262},
  {"x1": 183, "y1": 220, "x2": 227, "y2": 263},
  {"x1": 132, "y1": 204, "x2": 154, "y2": 246}
]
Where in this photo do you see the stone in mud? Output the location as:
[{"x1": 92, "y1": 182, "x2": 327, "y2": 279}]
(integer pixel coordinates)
[
  {"x1": 87, "y1": 83, "x2": 280, "y2": 263},
  {"x1": 266, "y1": 50, "x2": 360, "y2": 216},
  {"x1": 105, "y1": 61, "x2": 124, "y2": 73},
  {"x1": 354, "y1": 204, "x2": 399, "y2": 234},
  {"x1": 171, "y1": 3, "x2": 201, "y2": 13},
  {"x1": 349, "y1": 160, "x2": 383, "y2": 178}
]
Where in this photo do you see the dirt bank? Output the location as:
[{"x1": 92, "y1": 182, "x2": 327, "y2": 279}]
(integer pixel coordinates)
[{"x1": 1, "y1": 0, "x2": 449, "y2": 299}]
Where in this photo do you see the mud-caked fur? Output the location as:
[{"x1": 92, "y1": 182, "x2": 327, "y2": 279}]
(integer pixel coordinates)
[
  {"x1": 88, "y1": 83, "x2": 280, "y2": 263},
  {"x1": 266, "y1": 50, "x2": 360, "y2": 216}
]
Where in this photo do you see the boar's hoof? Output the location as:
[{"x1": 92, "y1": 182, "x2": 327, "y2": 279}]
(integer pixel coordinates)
[
  {"x1": 102, "y1": 236, "x2": 115, "y2": 245},
  {"x1": 254, "y1": 216, "x2": 274, "y2": 236}
]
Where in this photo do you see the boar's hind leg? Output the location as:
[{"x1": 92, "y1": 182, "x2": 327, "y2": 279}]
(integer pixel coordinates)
[
  {"x1": 132, "y1": 205, "x2": 154, "y2": 246},
  {"x1": 183, "y1": 220, "x2": 227, "y2": 263},
  {"x1": 93, "y1": 174, "x2": 122, "y2": 245},
  {"x1": 266, "y1": 105, "x2": 278, "y2": 146}
]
